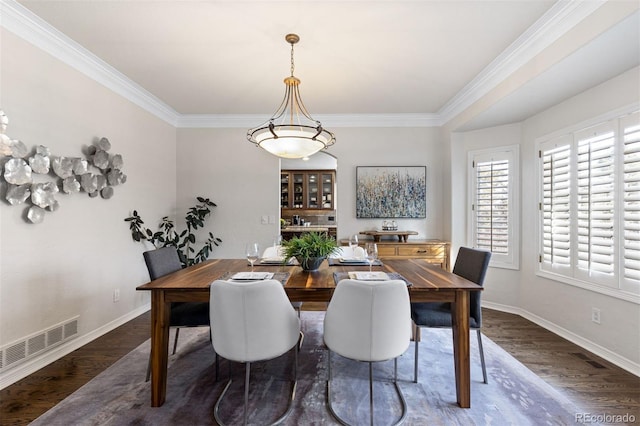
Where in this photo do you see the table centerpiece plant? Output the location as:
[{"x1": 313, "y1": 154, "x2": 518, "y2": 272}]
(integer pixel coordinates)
[{"x1": 281, "y1": 231, "x2": 338, "y2": 271}]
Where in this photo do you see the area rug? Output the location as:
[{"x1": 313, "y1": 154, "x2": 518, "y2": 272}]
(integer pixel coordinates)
[{"x1": 32, "y1": 312, "x2": 582, "y2": 425}]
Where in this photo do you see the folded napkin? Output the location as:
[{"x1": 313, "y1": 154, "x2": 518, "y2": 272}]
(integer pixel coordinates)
[
  {"x1": 349, "y1": 271, "x2": 390, "y2": 281},
  {"x1": 332, "y1": 271, "x2": 412, "y2": 287},
  {"x1": 258, "y1": 257, "x2": 298, "y2": 265},
  {"x1": 260, "y1": 257, "x2": 285, "y2": 264},
  {"x1": 339, "y1": 258, "x2": 368, "y2": 263},
  {"x1": 327, "y1": 258, "x2": 383, "y2": 266},
  {"x1": 230, "y1": 272, "x2": 274, "y2": 281}
]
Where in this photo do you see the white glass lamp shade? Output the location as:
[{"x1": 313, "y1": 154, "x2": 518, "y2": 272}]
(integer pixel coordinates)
[{"x1": 250, "y1": 125, "x2": 333, "y2": 159}]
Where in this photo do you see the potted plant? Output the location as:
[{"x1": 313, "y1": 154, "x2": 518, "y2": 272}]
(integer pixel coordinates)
[
  {"x1": 282, "y1": 231, "x2": 338, "y2": 271},
  {"x1": 124, "y1": 196, "x2": 222, "y2": 267}
]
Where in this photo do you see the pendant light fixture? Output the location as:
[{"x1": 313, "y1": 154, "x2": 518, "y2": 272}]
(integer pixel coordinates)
[{"x1": 247, "y1": 34, "x2": 335, "y2": 159}]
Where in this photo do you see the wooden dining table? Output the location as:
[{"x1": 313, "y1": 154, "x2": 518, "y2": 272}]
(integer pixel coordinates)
[{"x1": 136, "y1": 258, "x2": 482, "y2": 408}]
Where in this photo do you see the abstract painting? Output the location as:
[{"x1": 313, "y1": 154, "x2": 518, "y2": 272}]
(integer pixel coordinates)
[{"x1": 356, "y1": 166, "x2": 426, "y2": 218}]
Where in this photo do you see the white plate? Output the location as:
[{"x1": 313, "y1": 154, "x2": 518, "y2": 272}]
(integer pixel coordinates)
[
  {"x1": 231, "y1": 272, "x2": 274, "y2": 281},
  {"x1": 349, "y1": 271, "x2": 390, "y2": 281}
]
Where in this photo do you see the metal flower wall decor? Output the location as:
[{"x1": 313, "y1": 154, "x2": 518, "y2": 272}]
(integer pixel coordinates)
[{"x1": 0, "y1": 110, "x2": 127, "y2": 224}]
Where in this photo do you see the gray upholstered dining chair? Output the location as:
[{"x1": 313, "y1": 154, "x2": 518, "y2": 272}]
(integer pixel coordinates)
[
  {"x1": 411, "y1": 246, "x2": 491, "y2": 384},
  {"x1": 324, "y1": 279, "x2": 411, "y2": 426},
  {"x1": 209, "y1": 278, "x2": 301, "y2": 426},
  {"x1": 143, "y1": 247, "x2": 211, "y2": 381}
]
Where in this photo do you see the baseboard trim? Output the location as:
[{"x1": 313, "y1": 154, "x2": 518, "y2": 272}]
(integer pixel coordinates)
[
  {"x1": 482, "y1": 301, "x2": 640, "y2": 377},
  {"x1": 0, "y1": 304, "x2": 151, "y2": 390}
]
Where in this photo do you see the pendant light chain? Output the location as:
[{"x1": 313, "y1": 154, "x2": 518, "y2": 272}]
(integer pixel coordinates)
[{"x1": 290, "y1": 41, "x2": 295, "y2": 77}]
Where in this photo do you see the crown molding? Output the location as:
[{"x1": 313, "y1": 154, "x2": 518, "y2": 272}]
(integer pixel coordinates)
[
  {"x1": 2, "y1": 0, "x2": 602, "y2": 130},
  {"x1": 1, "y1": 0, "x2": 180, "y2": 126},
  {"x1": 438, "y1": 0, "x2": 605, "y2": 125},
  {"x1": 176, "y1": 113, "x2": 441, "y2": 128}
]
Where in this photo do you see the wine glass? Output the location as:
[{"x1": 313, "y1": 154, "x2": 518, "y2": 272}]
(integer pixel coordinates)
[
  {"x1": 365, "y1": 242, "x2": 378, "y2": 272},
  {"x1": 348, "y1": 234, "x2": 359, "y2": 255},
  {"x1": 246, "y1": 242, "x2": 260, "y2": 273}
]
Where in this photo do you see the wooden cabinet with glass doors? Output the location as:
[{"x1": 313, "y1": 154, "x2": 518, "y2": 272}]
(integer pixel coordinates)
[{"x1": 280, "y1": 170, "x2": 335, "y2": 210}]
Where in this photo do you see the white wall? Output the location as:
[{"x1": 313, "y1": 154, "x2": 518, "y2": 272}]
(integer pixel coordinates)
[
  {"x1": 175, "y1": 126, "x2": 447, "y2": 256},
  {"x1": 176, "y1": 128, "x2": 281, "y2": 258},
  {"x1": 450, "y1": 123, "x2": 523, "y2": 308},
  {"x1": 450, "y1": 67, "x2": 640, "y2": 372},
  {"x1": 0, "y1": 30, "x2": 176, "y2": 382},
  {"x1": 519, "y1": 67, "x2": 640, "y2": 369},
  {"x1": 330, "y1": 127, "x2": 445, "y2": 241}
]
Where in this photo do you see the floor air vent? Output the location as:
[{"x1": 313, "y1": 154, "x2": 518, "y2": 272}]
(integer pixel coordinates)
[{"x1": 0, "y1": 316, "x2": 79, "y2": 373}]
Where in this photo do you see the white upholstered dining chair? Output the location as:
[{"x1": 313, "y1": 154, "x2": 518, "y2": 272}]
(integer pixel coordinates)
[
  {"x1": 262, "y1": 245, "x2": 303, "y2": 316},
  {"x1": 324, "y1": 278, "x2": 412, "y2": 426},
  {"x1": 209, "y1": 278, "x2": 301, "y2": 426}
]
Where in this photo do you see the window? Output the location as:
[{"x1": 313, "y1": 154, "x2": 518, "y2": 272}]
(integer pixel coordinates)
[
  {"x1": 468, "y1": 145, "x2": 519, "y2": 269},
  {"x1": 538, "y1": 110, "x2": 640, "y2": 301},
  {"x1": 622, "y1": 112, "x2": 640, "y2": 291}
]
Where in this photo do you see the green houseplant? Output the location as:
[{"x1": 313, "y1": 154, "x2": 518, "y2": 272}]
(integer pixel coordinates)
[
  {"x1": 282, "y1": 231, "x2": 338, "y2": 271},
  {"x1": 124, "y1": 196, "x2": 222, "y2": 267}
]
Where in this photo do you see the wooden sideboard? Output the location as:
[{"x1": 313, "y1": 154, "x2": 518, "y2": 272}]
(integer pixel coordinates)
[{"x1": 340, "y1": 239, "x2": 450, "y2": 271}]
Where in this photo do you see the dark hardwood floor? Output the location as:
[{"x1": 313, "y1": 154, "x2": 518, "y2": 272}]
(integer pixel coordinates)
[{"x1": 1, "y1": 308, "x2": 638, "y2": 425}]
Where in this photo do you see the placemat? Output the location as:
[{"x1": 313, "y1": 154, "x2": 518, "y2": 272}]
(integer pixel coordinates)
[
  {"x1": 255, "y1": 258, "x2": 299, "y2": 266},
  {"x1": 218, "y1": 271, "x2": 290, "y2": 285},
  {"x1": 327, "y1": 258, "x2": 383, "y2": 266},
  {"x1": 332, "y1": 271, "x2": 412, "y2": 287}
]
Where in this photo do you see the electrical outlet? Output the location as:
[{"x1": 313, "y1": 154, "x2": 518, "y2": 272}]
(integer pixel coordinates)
[
  {"x1": 113, "y1": 288, "x2": 120, "y2": 303},
  {"x1": 261, "y1": 215, "x2": 268, "y2": 225},
  {"x1": 591, "y1": 307, "x2": 601, "y2": 324}
]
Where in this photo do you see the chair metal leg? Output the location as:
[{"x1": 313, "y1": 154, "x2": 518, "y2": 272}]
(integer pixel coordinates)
[
  {"x1": 244, "y1": 362, "x2": 250, "y2": 426},
  {"x1": 213, "y1": 346, "x2": 297, "y2": 426},
  {"x1": 145, "y1": 354, "x2": 151, "y2": 382},
  {"x1": 213, "y1": 374, "x2": 234, "y2": 426},
  {"x1": 215, "y1": 352, "x2": 219, "y2": 382},
  {"x1": 327, "y1": 350, "x2": 407, "y2": 426},
  {"x1": 413, "y1": 337, "x2": 419, "y2": 383},
  {"x1": 172, "y1": 328, "x2": 180, "y2": 355},
  {"x1": 369, "y1": 362, "x2": 374, "y2": 426},
  {"x1": 394, "y1": 357, "x2": 408, "y2": 425},
  {"x1": 477, "y1": 329, "x2": 488, "y2": 384}
]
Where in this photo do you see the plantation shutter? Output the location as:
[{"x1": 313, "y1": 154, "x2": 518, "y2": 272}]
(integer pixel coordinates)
[
  {"x1": 474, "y1": 159, "x2": 509, "y2": 254},
  {"x1": 622, "y1": 112, "x2": 640, "y2": 282},
  {"x1": 541, "y1": 141, "x2": 571, "y2": 268},
  {"x1": 576, "y1": 125, "x2": 615, "y2": 276}
]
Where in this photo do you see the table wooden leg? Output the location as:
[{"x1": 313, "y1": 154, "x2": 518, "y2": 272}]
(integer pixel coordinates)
[
  {"x1": 451, "y1": 290, "x2": 471, "y2": 408},
  {"x1": 150, "y1": 290, "x2": 170, "y2": 407}
]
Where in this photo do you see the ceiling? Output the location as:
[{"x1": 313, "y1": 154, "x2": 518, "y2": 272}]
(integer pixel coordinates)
[{"x1": 9, "y1": 1, "x2": 640, "y2": 130}]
